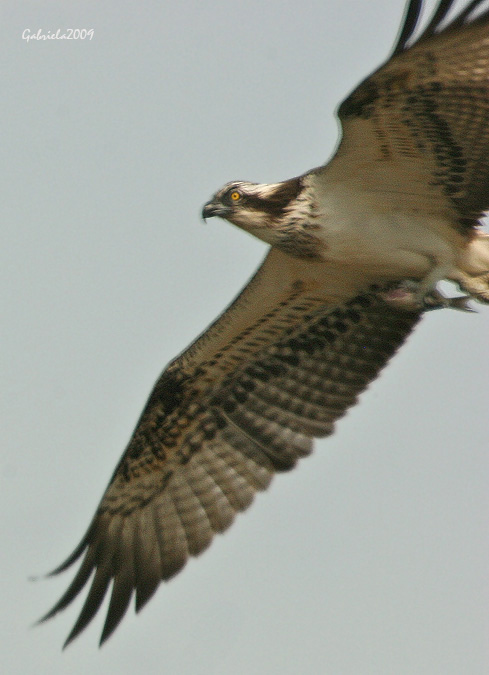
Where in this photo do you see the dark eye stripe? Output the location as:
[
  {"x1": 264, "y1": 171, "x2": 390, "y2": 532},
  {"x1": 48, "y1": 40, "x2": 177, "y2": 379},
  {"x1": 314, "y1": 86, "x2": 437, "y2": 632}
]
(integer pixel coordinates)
[{"x1": 245, "y1": 178, "x2": 303, "y2": 217}]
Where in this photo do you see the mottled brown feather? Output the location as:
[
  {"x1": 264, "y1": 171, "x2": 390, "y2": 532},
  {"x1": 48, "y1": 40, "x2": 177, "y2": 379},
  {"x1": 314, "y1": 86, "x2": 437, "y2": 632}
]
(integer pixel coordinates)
[
  {"x1": 41, "y1": 0, "x2": 484, "y2": 648},
  {"x1": 330, "y1": 0, "x2": 489, "y2": 229},
  {"x1": 41, "y1": 289, "x2": 421, "y2": 645}
]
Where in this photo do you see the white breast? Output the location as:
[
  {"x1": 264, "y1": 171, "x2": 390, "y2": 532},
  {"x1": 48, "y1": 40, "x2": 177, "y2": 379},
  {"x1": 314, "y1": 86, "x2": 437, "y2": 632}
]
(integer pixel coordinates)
[{"x1": 313, "y1": 180, "x2": 462, "y2": 287}]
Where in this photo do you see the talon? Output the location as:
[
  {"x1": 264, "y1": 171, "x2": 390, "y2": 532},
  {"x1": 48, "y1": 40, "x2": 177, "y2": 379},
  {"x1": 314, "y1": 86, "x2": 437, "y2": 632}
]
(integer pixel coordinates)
[
  {"x1": 450, "y1": 296, "x2": 476, "y2": 312},
  {"x1": 423, "y1": 291, "x2": 475, "y2": 313},
  {"x1": 379, "y1": 281, "x2": 475, "y2": 313}
]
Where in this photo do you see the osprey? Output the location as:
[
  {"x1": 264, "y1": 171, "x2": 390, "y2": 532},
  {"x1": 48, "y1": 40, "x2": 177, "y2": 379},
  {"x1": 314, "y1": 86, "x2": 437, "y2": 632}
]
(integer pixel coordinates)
[{"x1": 41, "y1": 0, "x2": 489, "y2": 646}]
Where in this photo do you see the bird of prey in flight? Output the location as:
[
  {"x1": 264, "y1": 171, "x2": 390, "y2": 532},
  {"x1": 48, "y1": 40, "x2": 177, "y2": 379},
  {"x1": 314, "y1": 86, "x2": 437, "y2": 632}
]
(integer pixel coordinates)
[{"x1": 41, "y1": 0, "x2": 489, "y2": 646}]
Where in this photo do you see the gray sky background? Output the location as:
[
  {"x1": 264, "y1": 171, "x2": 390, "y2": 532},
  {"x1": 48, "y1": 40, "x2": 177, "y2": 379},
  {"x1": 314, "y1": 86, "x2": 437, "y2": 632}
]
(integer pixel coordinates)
[{"x1": 2, "y1": 1, "x2": 489, "y2": 673}]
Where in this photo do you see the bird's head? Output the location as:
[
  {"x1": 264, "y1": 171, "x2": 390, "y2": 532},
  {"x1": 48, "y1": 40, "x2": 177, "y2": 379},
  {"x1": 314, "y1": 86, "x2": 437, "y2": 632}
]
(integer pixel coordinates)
[{"x1": 201, "y1": 177, "x2": 306, "y2": 246}]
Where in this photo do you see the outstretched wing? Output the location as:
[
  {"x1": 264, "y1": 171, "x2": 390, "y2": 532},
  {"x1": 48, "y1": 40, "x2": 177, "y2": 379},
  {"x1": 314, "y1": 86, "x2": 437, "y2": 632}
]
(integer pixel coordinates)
[
  {"x1": 321, "y1": 0, "x2": 489, "y2": 229},
  {"x1": 40, "y1": 249, "x2": 421, "y2": 646}
]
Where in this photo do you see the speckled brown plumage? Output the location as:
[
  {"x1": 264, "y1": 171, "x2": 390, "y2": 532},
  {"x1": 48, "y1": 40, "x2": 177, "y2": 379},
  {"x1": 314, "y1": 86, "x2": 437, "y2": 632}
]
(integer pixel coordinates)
[
  {"x1": 41, "y1": 289, "x2": 420, "y2": 647},
  {"x1": 336, "y1": 0, "x2": 489, "y2": 229},
  {"x1": 41, "y1": 0, "x2": 489, "y2": 647}
]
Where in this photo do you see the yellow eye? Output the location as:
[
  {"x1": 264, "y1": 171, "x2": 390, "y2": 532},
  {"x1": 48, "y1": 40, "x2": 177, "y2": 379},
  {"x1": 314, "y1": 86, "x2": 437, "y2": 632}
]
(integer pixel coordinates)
[{"x1": 230, "y1": 191, "x2": 241, "y2": 201}]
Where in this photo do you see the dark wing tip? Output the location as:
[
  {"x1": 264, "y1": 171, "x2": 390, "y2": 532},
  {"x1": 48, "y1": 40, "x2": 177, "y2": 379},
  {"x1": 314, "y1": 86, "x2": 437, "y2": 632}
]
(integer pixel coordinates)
[
  {"x1": 99, "y1": 586, "x2": 133, "y2": 647},
  {"x1": 392, "y1": 0, "x2": 489, "y2": 57},
  {"x1": 134, "y1": 578, "x2": 160, "y2": 614},
  {"x1": 391, "y1": 1, "x2": 462, "y2": 57},
  {"x1": 392, "y1": 0, "x2": 424, "y2": 56},
  {"x1": 38, "y1": 517, "x2": 126, "y2": 647},
  {"x1": 45, "y1": 525, "x2": 93, "y2": 578},
  {"x1": 41, "y1": 504, "x2": 171, "y2": 646},
  {"x1": 98, "y1": 544, "x2": 136, "y2": 646},
  {"x1": 415, "y1": 0, "x2": 456, "y2": 42},
  {"x1": 443, "y1": 0, "x2": 489, "y2": 32},
  {"x1": 63, "y1": 563, "x2": 114, "y2": 647},
  {"x1": 37, "y1": 543, "x2": 96, "y2": 628}
]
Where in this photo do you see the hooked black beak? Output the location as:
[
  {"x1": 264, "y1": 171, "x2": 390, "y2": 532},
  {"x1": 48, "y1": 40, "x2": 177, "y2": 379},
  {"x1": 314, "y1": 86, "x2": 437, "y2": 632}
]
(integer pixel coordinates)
[{"x1": 201, "y1": 201, "x2": 229, "y2": 221}]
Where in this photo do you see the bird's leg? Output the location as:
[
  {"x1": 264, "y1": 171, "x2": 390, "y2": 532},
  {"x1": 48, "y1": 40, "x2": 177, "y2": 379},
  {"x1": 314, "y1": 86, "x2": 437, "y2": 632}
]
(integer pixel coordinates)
[{"x1": 379, "y1": 280, "x2": 474, "y2": 312}]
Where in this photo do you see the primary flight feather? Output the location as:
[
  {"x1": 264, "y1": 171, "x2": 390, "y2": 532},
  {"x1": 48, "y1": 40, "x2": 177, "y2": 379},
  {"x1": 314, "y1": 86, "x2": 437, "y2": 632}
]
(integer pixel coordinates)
[{"x1": 41, "y1": 0, "x2": 489, "y2": 646}]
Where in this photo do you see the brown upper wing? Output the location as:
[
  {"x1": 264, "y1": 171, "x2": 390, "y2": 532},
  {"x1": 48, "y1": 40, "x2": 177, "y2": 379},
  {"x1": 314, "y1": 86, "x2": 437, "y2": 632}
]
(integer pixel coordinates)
[
  {"x1": 321, "y1": 0, "x2": 489, "y2": 229},
  {"x1": 40, "y1": 249, "x2": 421, "y2": 645}
]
